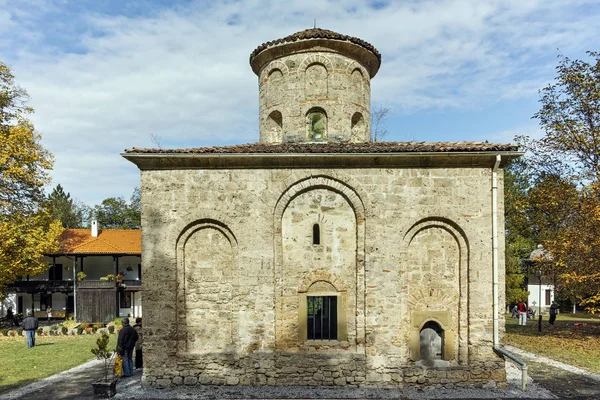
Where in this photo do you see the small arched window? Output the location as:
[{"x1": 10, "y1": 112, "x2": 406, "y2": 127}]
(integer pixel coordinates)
[
  {"x1": 312, "y1": 223, "x2": 320, "y2": 245},
  {"x1": 266, "y1": 110, "x2": 283, "y2": 142},
  {"x1": 306, "y1": 109, "x2": 327, "y2": 141}
]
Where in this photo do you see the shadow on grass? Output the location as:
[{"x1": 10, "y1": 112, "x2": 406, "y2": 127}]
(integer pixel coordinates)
[
  {"x1": 0, "y1": 379, "x2": 38, "y2": 395},
  {"x1": 34, "y1": 343, "x2": 55, "y2": 347}
]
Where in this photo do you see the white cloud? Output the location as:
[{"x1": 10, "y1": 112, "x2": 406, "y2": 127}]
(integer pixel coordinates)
[{"x1": 0, "y1": 0, "x2": 599, "y2": 203}]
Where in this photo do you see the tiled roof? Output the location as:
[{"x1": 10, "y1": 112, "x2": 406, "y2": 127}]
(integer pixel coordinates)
[
  {"x1": 56, "y1": 229, "x2": 141, "y2": 255},
  {"x1": 250, "y1": 28, "x2": 381, "y2": 63},
  {"x1": 124, "y1": 141, "x2": 519, "y2": 154}
]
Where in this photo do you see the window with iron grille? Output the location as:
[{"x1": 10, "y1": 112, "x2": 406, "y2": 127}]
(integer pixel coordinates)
[{"x1": 307, "y1": 296, "x2": 337, "y2": 340}]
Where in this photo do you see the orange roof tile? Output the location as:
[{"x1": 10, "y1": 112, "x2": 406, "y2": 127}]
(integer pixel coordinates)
[{"x1": 55, "y1": 229, "x2": 141, "y2": 255}]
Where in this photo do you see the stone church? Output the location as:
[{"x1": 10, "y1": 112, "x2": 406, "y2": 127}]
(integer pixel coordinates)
[{"x1": 124, "y1": 28, "x2": 521, "y2": 387}]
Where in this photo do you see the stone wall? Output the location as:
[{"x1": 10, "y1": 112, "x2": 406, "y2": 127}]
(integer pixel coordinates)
[
  {"x1": 258, "y1": 51, "x2": 371, "y2": 143},
  {"x1": 139, "y1": 166, "x2": 506, "y2": 388}
]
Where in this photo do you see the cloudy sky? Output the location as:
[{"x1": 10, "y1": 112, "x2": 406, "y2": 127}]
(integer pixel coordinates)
[{"x1": 1, "y1": 0, "x2": 599, "y2": 205}]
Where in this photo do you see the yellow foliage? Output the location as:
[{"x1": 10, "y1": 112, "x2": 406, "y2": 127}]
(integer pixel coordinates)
[{"x1": 0, "y1": 60, "x2": 63, "y2": 296}]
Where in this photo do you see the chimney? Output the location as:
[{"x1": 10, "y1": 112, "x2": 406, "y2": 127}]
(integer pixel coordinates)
[{"x1": 91, "y1": 220, "x2": 99, "y2": 237}]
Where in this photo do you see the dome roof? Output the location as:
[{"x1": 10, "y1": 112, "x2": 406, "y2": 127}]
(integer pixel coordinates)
[
  {"x1": 249, "y1": 28, "x2": 381, "y2": 77},
  {"x1": 250, "y1": 28, "x2": 381, "y2": 62}
]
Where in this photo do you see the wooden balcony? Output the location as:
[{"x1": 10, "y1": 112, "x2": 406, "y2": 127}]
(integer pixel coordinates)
[{"x1": 8, "y1": 280, "x2": 74, "y2": 293}]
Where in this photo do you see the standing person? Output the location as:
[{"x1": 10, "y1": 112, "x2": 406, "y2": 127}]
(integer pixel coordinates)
[
  {"x1": 22, "y1": 311, "x2": 39, "y2": 348},
  {"x1": 6, "y1": 307, "x2": 13, "y2": 326},
  {"x1": 117, "y1": 317, "x2": 138, "y2": 377},
  {"x1": 511, "y1": 304, "x2": 518, "y2": 319},
  {"x1": 46, "y1": 307, "x2": 52, "y2": 322},
  {"x1": 133, "y1": 317, "x2": 143, "y2": 369},
  {"x1": 549, "y1": 302, "x2": 559, "y2": 325},
  {"x1": 518, "y1": 301, "x2": 528, "y2": 326}
]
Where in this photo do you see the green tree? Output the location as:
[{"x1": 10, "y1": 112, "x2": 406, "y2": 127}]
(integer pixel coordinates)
[
  {"x1": 48, "y1": 184, "x2": 89, "y2": 228},
  {"x1": 504, "y1": 161, "x2": 533, "y2": 306},
  {"x1": 92, "y1": 188, "x2": 140, "y2": 229},
  {"x1": 533, "y1": 51, "x2": 600, "y2": 180},
  {"x1": 0, "y1": 61, "x2": 62, "y2": 296}
]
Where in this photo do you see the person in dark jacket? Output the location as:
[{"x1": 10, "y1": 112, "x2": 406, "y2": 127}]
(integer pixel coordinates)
[
  {"x1": 117, "y1": 317, "x2": 138, "y2": 377},
  {"x1": 549, "y1": 302, "x2": 560, "y2": 325},
  {"x1": 133, "y1": 317, "x2": 143, "y2": 369},
  {"x1": 22, "y1": 311, "x2": 39, "y2": 348}
]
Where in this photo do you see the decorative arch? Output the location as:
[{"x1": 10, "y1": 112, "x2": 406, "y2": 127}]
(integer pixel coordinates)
[
  {"x1": 304, "y1": 62, "x2": 328, "y2": 99},
  {"x1": 300, "y1": 54, "x2": 333, "y2": 72},
  {"x1": 175, "y1": 219, "x2": 238, "y2": 355},
  {"x1": 274, "y1": 176, "x2": 365, "y2": 224},
  {"x1": 274, "y1": 175, "x2": 366, "y2": 352},
  {"x1": 402, "y1": 217, "x2": 469, "y2": 363},
  {"x1": 298, "y1": 269, "x2": 346, "y2": 293},
  {"x1": 261, "y1": 60, "x2": 289, "y2": 82}
]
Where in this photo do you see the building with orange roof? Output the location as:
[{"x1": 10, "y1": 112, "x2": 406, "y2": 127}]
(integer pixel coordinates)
[{"x1": 6, "y1": 221, "x2": 142, "y2": 323}]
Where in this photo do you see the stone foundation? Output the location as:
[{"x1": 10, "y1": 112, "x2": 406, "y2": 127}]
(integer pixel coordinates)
[{"x1": 142, "y1": 354, "x2": 505, "y2": 388}]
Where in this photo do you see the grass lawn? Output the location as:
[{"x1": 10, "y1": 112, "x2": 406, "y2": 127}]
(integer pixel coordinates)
[
  {"x1": 0, "y1": 334, "x2": 107, "y2": 394},
  {"x1": 504, "y1": 313, "x2": 600, "y2": 373}
]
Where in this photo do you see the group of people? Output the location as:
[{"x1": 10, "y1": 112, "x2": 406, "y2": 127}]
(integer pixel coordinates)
[
  {"x1": 512, "y1": 301, "x2": 560, "y2": 325},
  {"x1": 14, "y1": 310, "x2": 143, "y2": 377}
]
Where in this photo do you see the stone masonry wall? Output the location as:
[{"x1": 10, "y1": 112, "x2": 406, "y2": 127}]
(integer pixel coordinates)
[
  {"x1": 258, "y1": 51, "x2": 371, "y2": 143},
  {"x1": 139, "y1": 166, "x2": 506, "y2": 388}
]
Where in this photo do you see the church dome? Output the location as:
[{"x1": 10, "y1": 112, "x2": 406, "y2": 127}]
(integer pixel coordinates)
[{"x1": 249, "y1": 28, "x2": 381, "y2": 78}]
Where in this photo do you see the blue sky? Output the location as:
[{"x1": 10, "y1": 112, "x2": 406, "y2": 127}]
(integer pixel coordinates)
[{"x1": 1, "y1": 0, "x2": 599, "y2": 205}]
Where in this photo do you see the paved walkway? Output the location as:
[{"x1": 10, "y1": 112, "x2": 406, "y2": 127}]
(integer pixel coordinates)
[{"x1": 1, "y1": 349, "x2": 599, "y2": 399}]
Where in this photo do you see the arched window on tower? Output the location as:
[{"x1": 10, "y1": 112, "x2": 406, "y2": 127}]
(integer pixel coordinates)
[
  {"x1": 266, "y1": 110, "x2": 283, "y2": 142},
  {"x1": 351, "y1": 112, "x2": 367, "y2": 141},
  {"x1": 306, "y1": 108, "x2": 327, "y2": 142},
  {"x1": 312, "y1": 223, "x2": 320, "y2": 245}
]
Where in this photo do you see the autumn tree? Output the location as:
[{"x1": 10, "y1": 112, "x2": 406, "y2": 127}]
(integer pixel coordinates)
[
  {"x1": 48, "y1": 184, "x2": 90, "y2": 228},
  {"x1": 524, "y1": 51, "x2": 600, "y2": 312},
  {"x1": 0, "y1": 61, "x2": 63, "y2": 296},
  {"x1": 92, "y1": 188, "x2": 141, "y2": 229}
]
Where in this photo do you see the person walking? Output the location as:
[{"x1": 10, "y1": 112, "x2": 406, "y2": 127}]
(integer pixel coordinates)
[
  {"x1": 22, "y1": 311, "x2": 39, "y2": 348},
  {"x1": 549, "y1": 302, "x2": 559, "y2": 325},
  {"x1": 117, "y1": 317, "x2": 138, "y2": 377},
  {"x1": 133, "y1": 317, "x2": 143, "y2": 369},
  {"x1": 518, "y1": 301, "x2": 528, "y2": 326}
]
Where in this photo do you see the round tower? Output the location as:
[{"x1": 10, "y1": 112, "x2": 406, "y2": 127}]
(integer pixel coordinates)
[{"x1": 250, "y1": 28, "x2": 381, "y2": 144}]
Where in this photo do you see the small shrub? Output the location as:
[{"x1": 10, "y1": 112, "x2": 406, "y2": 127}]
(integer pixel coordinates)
[
  {"x1": 77, "y1": 326, "x2": 84, "y2": 335},
  {"x1": 36, "y1": 327, "x2": 43, "y2": 335},
  {"x1": 61, "y1": 326, "x2": 68, "y2": 335},
  {"x1": 1, "y1": 329, "x2": 8, "y2": 336},
  {"x1": 63, "y1": 320, "x2": 78, "y2": 329},
  {"x1": 113, "y1": 317, "x2": 122, "y2": 327},
  {"x1": 17, "y1": 328, "x2": 23, "y2": 336},
  {"x1": 9, "y1": 330, "x2": 16, "y2": 337},
  {"x1": 108, "y1": 325, "x2": 115, "y2": 334},
  {"x1": 94, "y1": 323, "x2": 104, "y2": 330},
  {"x1": 86, "y1": 327, "x2": 93, "y2": 334}
]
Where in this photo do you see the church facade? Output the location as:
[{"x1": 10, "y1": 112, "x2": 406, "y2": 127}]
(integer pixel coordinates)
[{"x1": 124, "y1": 28, "x2": 522, "y2": 387}]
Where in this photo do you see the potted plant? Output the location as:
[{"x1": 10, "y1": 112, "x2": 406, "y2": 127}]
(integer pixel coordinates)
[
  {"x1": 90, "y1": 332, "x2": 118, "y2": 398},
  {"x1": 77, "y1": 271, "x2": 87, "y2": 281}
]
